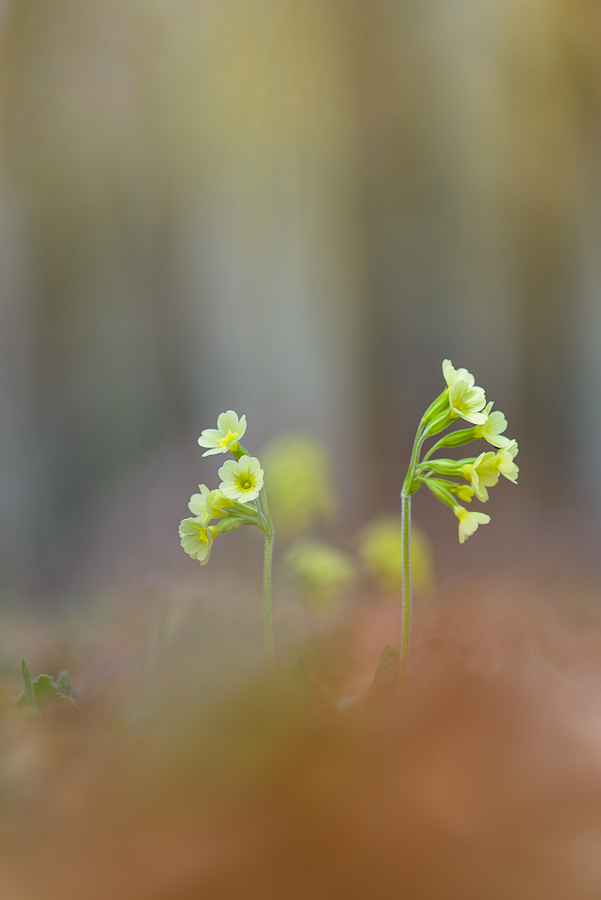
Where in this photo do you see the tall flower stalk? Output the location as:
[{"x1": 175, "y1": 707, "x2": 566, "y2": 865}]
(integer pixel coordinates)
[
  {"x1": 179, "y1": 410, "x2": 277, "y2": 700},
  {"x1": 398, "y1": 361, "x2": 518, "y2": 687}
]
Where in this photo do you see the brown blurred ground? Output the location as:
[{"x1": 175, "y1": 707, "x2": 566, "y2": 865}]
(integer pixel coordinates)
[{"x1": 1, "y1": 586, "x2": 601, "y2": 899}]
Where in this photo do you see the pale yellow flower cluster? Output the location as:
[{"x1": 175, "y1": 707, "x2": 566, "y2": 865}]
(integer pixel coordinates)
[
  {"x1": 179, "y1": 411, "x2": 265, "y2": 564},
  {"x1": 412, "y1": 360, "x2": 518, "y2": 543}
]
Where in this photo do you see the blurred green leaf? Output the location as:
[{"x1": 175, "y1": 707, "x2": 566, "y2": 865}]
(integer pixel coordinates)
[
  {"x1": 57, "y1": 671, "x2": 82, "y2": 706},
  {"x1": 284, "y1": 654, "x2": 314, "y2": 710},
  {"x1": 372, "y1": 645, "x2": 400, "y2": 685},
  {"x1": 21, "y1": 660, "x2": 37, "y2": 711}
]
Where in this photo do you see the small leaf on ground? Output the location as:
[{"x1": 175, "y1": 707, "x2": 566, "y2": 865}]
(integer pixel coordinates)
[
  {"x1": 21, "y1": 660, "x2": 38, "y2": 711},
  {"x1": 372, "y1": 645, "x2": 400, "y2": 685},
  {"x1": 57, "y1": 671, "x2": 82, "y2": 706},
  {"x1": 284, "y1": 654, "x2": 314, "y2": 710}
]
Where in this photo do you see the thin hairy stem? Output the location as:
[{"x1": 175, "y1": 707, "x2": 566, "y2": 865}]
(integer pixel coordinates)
[
  {"x1": 399, "y1": 492, "x2": 412, "y2": 689},
  {"x1": 260, "y1": 486, "x2": 275, "y2": 702}
]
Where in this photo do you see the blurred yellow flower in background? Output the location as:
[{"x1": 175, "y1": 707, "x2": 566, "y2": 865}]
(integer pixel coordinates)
[
  {"x1": 358, "y1": 517, "x2": 432, "y2": 593},
  {"x1": 285, "y1": 540, "x2": 355, "y2": 613},
  {"x1": 260, "y1": 434, "x2": 336, "y2": 536}
]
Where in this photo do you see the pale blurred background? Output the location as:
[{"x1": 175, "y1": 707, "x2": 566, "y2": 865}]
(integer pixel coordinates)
[{"x1": 0, "y1": 0, "x2": 600, "y2": 595}]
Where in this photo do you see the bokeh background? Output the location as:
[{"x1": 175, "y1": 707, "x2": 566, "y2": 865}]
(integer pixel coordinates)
[{"x1": 0, "y1": 0, "x2": 600, "y2": 597}]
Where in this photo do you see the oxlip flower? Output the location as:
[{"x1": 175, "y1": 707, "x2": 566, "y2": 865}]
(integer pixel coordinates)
[
  {"x1": 442, "y1": 359, "x2": 487, "y2": 425},
  {"x1": 495, "y1": 440, "x2": 519, "y2": 483},
  {"x1": 198, "y1": 410, "x2": 247, "y2": 457},
  {"x1": 179, "y1": 518, "x2": 213, "y2": 563},
  {"x1": 219, "y1": 456, "x2": 264, "y2": 503},
  {"x1": 453, "y1": 506, "x2": 491, "y2": 544},
  {"x1": 474, "y1": 402, "x2": 511, "y2": 448},
  {"x1": 188, "y1": 485, "x2": 233, "y2": 523},
  {"x1": 461, "y1": 451, "x2": 500, "y2": 502},
  {"x1": 449, "y1": 482, "x2": 475, "y2": 503}
]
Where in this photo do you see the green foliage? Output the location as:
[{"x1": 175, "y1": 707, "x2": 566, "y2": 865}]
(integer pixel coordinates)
[
  {"x1": 21, "y1": 659, "x2": 37, "y2": 711},
  {"x1": 15, "y1": 662, "x2": 82, "y2": 715},
  {"x1": 284, "y1": 654, "x2": 314, "y2": 710},
  {"x1": 372, "y1": 645, "x2": 400, "y2": 685}
]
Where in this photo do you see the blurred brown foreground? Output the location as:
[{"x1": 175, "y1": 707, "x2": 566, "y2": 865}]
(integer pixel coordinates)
[{"x1": 1, "y1": 589, "x2": 601, "y2": 900}]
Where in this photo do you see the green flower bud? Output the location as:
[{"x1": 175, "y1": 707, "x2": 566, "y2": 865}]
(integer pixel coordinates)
[
  {"x1": 432, "y1": 427, "x2": 478, "y2": 449},
  {"x1": 425, "y1": 478, "x2": 456, "y2": 508}
]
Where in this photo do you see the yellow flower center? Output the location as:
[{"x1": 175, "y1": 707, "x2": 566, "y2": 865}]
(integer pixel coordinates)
[{"x1": 219, "y1": 429, "x2": 238, "y2": 449}]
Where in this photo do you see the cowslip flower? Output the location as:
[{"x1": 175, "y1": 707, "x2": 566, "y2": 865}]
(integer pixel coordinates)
[
  {"x1": 179, "y1": 518, "x2": 213, "y2": 563},
  {"x1": 449, "y1": 482, "x2": 475, "y2": 503},
  {"x1": 461, "y1": 451, "x2": 500, "y2": 502},
  {"x1": 188, "y1": 485, "x2": 234, "y2": 524},
  {"x1": 198, "y1": 410, "x2": 247, "y2": 457},
  {"x1": 219, "y1": 456, "x2": 264, "y2": 503},
  {"x1": 474, "y1": 402, "x2": 511, "y2": 448},
  {"x1": 442, "y1": 359, "x2": 487, "y2": 425},
  {"x1": 454, "y1": 506, "x2": 491, "y2": 544},
  {"x1": 496, "y1": 440, "x2": 519, "y2": 483}
]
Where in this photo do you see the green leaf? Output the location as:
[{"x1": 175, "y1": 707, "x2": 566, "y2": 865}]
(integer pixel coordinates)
[
  {"x1": 284, "y1": 654, "x2": 314, "y2": 710},
  {"x1": 372, "y1": 645, "x2": 400, "y2": 685},
  {"x1": 56, "y1": 671, "x2": 82, "y2": 706},
  {"x1": 15, "y1": 667, "x2": 82, "y2": 714},
  {"x1": 21, "y1": 660, "x2": 38, "y2": 711},
  {"x1": 32, "y1": 674, "x2": 62, "y2": 711}
]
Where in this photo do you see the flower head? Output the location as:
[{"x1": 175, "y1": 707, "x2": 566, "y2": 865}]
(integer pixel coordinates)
[
  {"x1": 198, "y1": 410, "x2": 247, "y2": 457},
  {"x1": 450, "y1": 482, "x2": 475, "y2": 503},
  {"x1": 453, "y1": 506, "x2": 491, "y2": 544},
  {"x1": 188, "y1": 485, "x2": 234, "y2": 524},
  {"x1": 179, "y1": 518, "x2": 213, "y2": 563},
  {"x1": 461, "y1": 451, "x2": 500, "y2": 502},
  {"x1": 495, "y1": 440, "x2": 519, "y2": 483},
  {"x1": 218, "y1": 456, "x2": 264, "y2": 503},
  {"x1": 474, "y1": 402, "x2": 511, "y2": 448},
  {"x1": 442, "y1": 359, "x2": 487, "y2": 425}
]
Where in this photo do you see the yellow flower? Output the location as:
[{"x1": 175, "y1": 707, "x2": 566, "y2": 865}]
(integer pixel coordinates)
[
  {"x1": 198, "y1": 410, "x2": 247, "y2": 457},
  {"x1": 442, "y1": 359, "x2": 487, "y2": 425},
  {"x1": 453, "y1": 506, "x2": 491, "y2": 544},
  {"x1": 259, "y1": 434, "x2": 336, "y2": 536},
  {"x1": 474, "y1": 402, "x2": 511, "y2": 448},
  {"x1": 450, "y1": 483, "x2": 475, "y2": 503},
  {"x1": 461, "y1": 451, "x2": 500, "y2": 502},
  {"x1": 179, "y1": 518, "x2": 213, "y2": 563},
  {"x1": 358, "y1": 517, "x2": 432, "y2": 592},
  {"x1": 496, "y1": 440, "x2": 519, "y2": 483},
  {"x1": 187, "y1": 485, "x2": 234, "y2": 524},
  {"x1": 218, "y1": 456, "x2": 264, "y2": 503},
  {"x1": 286, "y1": 540, "x2": 355, "y2": 612}
]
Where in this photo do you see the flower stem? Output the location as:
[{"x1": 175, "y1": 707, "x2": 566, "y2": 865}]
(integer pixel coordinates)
[
  {"x1": 260, "y1": 487, "x2": 276, "y2": 703},
  {"x1": 399, "y1": 491, "x2": 412, "y2": 689}
]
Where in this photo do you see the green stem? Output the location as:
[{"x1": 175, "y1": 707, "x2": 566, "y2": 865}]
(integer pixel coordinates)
[
  {"x1": 260, "y1": 486, "x2": 275, "y2": 702},
  {"x1": 399, "y1": 492, "x2": 412, "y2": 689}
]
